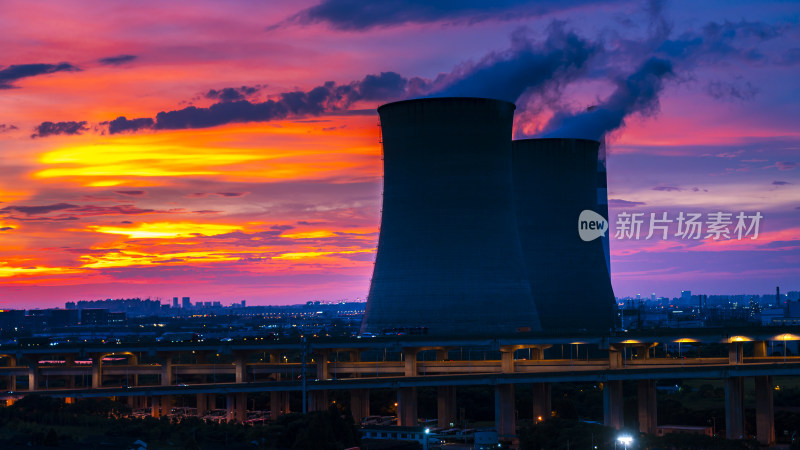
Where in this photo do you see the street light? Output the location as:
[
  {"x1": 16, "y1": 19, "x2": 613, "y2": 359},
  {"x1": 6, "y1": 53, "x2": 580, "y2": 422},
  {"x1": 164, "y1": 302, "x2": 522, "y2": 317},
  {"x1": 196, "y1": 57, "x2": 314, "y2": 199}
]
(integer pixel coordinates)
[{"x1": 617, "y1": 435, "x2": 633, "y2": 449}]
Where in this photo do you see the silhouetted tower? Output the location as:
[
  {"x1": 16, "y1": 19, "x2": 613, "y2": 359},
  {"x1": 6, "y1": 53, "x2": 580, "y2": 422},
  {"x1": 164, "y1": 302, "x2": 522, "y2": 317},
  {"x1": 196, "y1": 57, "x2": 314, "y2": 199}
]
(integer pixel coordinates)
[
  {"x1": 512, "y1": 138, "x2": 616, "y2": 332},
  {"x1": 362, "y1": 97, "x2": 541, "y2": 336}
]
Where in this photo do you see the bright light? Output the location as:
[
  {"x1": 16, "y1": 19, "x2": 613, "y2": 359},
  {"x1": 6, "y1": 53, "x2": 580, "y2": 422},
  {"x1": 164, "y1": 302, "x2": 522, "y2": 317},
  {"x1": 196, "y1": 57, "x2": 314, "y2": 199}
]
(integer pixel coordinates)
[
  {"x1": 425, "y1": 428, "x2": 430, "y2": 434},
  {"x1": 617, "y1": 435, "x2": 633, "y2": 445},
  {"x1": 774, "y1": 333, "x2": 800, "y2": 341}
]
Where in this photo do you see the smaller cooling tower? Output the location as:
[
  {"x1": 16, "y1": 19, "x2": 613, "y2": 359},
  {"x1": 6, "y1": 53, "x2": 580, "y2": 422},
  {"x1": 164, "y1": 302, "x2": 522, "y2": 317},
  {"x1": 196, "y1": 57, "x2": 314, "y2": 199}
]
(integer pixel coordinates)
[
  {"x1": 361, "y1": 97, "x2": 541, "y2": 336},
  {"x1": 512, "y1": 138, "x2": 616, "y2": 332}
]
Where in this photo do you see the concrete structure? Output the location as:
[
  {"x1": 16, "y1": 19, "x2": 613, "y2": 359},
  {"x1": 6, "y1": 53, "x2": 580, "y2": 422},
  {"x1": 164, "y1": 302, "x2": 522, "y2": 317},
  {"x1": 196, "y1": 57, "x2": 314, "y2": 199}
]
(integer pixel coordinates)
[
  {"x1": 362, "y1": 97, "x2": 540, "y2": 336},
  {"x1": 0, "y1": 327, "x2": 797, "y2": 445},
  {"x1": 512, "y1": 138, "x2": 616, "y2": 332}
]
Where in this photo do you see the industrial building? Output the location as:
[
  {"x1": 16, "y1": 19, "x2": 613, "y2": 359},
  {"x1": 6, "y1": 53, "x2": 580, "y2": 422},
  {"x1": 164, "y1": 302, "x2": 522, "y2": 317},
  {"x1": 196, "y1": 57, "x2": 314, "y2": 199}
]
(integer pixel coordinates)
[
  {"x1": 361, "y1": 97, "x2": 616, "y2": 336},
  {"x1": 512, "y1": 138, "x2": 616, "y2": 332}
]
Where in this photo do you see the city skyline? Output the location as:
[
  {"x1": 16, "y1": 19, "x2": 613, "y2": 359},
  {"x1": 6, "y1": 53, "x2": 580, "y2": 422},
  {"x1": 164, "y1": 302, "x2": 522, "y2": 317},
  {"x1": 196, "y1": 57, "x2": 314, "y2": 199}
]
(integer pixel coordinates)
[{"x1": 1, "y1": 0, "x2": 798, "y2": 308}]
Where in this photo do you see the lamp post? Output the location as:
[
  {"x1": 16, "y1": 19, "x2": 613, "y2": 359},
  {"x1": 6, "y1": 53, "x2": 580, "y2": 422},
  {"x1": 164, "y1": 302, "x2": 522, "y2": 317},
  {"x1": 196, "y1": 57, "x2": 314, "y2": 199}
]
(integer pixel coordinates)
[{"x1": 617, "y1": 435, "x2": 633, "y2": 450}]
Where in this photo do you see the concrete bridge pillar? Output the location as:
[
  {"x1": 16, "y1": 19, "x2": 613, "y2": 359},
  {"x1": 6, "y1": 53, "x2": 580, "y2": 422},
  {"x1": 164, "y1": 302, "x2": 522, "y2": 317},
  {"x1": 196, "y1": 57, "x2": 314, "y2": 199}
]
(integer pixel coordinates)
[
  {"x1": 603, "y1": 380, "x2": 624, "y2": 429},
  {"x1": 350, "y1": 351, "x2": 361, "y2": 378},
  {"x1": 197, "y1": 393, "x2": 208, "y2": 415},
  {"x1": 235, "y1": 353, "x2": 247, "y2": 383},
  {"x1": 308, "y1": 390, "x2": 329, "y2": 412},
  {"x1": 28, "y1": 359, "x2": 40, "y2": 391},
  {"x1": 494, "y1": 384, "x2": 516, "y2": 441},
  {"x1": 63, "y1": 355, "x2": 76, "y2": 388},
  {"x1": 5, "y1": 355, "x2": 17, "y2": 391},
  {"x1": 403, "y1": 348, "x2": 418, "y2": 377},
  {"x1": 90, "y1": 354, "x2": 103, "y2": 389},
  {"x1": 226, "y1": 394, "x2": 235, "y2": 422},
  {"x1": 438, "y1": 385, "x2": 457, "y2": 428},
  {"x1": 754, "y1": 340, "x2": 767, "y2": 358},
  {"x1": 160, "y1": 353, "x2": 174, "y2": 386},
  {"x1": 500, "y1": 346, "x2": 516, "y2": 373},
  {"x1": 532, "y1": 382, "x2": 551, "y2": 423},
  {"x1": 316, "y1": 351, "x2": 330, "y2": 380},
  {"x1": 638, "y1": 380, "x2": 657, "y2": 434},
  {"x1": 755, "y1": 375, "x2": 775, "y2": 446},
  {"x1": 271, "y1": 391, "x2": 290, "y2": 419},
  {"x1": 608, "y1": 347, "x2": 623, "y2": 369},
  {"x1": 151, "y1": 396, "x2": 161, "y2": 418},
  {"x1": 634, "y1": 344, "x2": 652, "y2": 360},
  {"x1": 397, "y1": 387, "x2": 418, "y2": 426},
  {"x1": 725, "y1": 377, "x2": 744, "y2": 439},
  {"x1": 225, "y1": 394, "x2": 246, "y2": 422},
  {"x1": 728, "y1": 342, "x2": 744, "y2": 364},
  {"x1": 350, "y1": 389, "x2": 370, "y2": 424}
]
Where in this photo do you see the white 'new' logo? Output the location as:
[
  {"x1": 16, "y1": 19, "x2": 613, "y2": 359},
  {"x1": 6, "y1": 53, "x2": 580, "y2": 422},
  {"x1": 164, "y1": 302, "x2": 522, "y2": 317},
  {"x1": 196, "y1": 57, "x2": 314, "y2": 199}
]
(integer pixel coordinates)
[{"x1": 578, "y1": 210, "x2": 608, "y2": 241}]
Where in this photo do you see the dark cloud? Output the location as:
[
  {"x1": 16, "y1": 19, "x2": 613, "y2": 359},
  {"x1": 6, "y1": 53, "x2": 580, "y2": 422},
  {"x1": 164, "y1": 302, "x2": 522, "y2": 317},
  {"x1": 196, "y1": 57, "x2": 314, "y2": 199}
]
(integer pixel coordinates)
[
  {"x1": 216, "y1": 192, "x2": 247, "y2": 197},
  {"x1": 97, "y1": 55, "x2": 137, "y2": 66},
  {"x1": 651, "y1": 185, "x2": 682, "y2": 191},
  {"x1": 282, "y1": 0, "x2": 608, "y2": 31},
  {"x1": 206, "y1": 86, "x2": 261, "y2": 102},
  {"x1": 114, "y1": 190, "x2": 146, "y2": 196},
  {"x1": 0, "y1": 227, "x2": 14, "y2": 231},
  {"x1": 608, "y1": 199, "x2": 646, "y2": 207},
  {"x1": 0, "y1": 124, "x2": 19, "y2": 133},
  {"x1": 1, "y1": 203, "x2": 165, "y2": 221},
  {"x1": 427, "y1": 23, "x2": 598, "y2": 103},
  {"x1": 0, "y1": 203, "x2": 77, "y2": 216},
  {"x1": 774, "y1": 161, "x2": 798, "y2": 171},
  {"x1": 95, "y1": 26, "x2": 597, "y2": 133},
  {"x1": 704, "y1": 80, "x2": 757, "y2": 101},
  {"x1": 0, "y1": 62, "x2": 79, "y2": 89},
  {"x1": 270, "y1": 225, "x2": 294, "y2": 231},
  {"x1": 772, "y1": 181, "x2": 791, "y2": 186},
  {"x1": 31, "y1": 121, "x2": 89, "y2": 138},
  {"x1": 658, "y1": 20, "x2": 787, "y2": 65},
  {"x1": 152, "y1": 72, "x2": 407, "y2": 130},
  {"x1": 107, "y1": 116, "x2": 155, "y2": 134},
  {"x1": 538, "y1": 58, "x2": 673, "y2": 140}
]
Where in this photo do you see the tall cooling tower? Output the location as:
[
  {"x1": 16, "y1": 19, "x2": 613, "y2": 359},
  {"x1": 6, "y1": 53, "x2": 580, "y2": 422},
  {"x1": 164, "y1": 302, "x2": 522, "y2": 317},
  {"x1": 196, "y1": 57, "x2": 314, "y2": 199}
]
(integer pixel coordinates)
[
  {"x1": 362, "y1": 97, "x2": 541, "y2": 336},
  {"x1": 512, "y1": 138, "x2": 616, "y2": 332}
]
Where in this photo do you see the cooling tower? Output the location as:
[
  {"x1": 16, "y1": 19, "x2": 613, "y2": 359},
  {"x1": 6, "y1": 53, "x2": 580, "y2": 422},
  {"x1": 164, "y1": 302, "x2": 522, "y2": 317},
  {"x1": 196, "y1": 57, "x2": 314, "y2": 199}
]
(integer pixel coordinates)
[
  {"x1": 362, "y1": 97, "x2": 541, "y2": 336},
  {"x1": 512, "y1": 138, "x2": 616, "y2": 332}
]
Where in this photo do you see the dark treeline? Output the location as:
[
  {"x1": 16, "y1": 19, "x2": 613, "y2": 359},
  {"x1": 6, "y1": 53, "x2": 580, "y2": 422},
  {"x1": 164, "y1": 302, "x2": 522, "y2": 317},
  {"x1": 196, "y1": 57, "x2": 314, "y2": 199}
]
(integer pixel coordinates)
[{"x1": 0, "y1": 396, "x2": 360, "y2": 449}]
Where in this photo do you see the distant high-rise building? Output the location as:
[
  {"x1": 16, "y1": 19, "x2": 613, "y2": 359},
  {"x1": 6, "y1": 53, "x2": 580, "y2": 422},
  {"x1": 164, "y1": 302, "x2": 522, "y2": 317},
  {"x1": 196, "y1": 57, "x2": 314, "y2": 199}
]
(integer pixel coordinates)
[
  {"x1": 173, "y1": 297, "x2": 179, "y2": 308},
  {"x1": 651, "y1": 293, "x2": 656, "y2": 302},
  {"x1": 681, "y1": 290, "x2": 691, "y2": 303},
  {"x1": 241, "y1": 300, "x2": 246, "y2": 308},
  {"x1": 182, "y1": 297, "x2": 191, "y2": 308},
  {"x1": 81, "y1": 308, "x2": 109, "y2": 325}
]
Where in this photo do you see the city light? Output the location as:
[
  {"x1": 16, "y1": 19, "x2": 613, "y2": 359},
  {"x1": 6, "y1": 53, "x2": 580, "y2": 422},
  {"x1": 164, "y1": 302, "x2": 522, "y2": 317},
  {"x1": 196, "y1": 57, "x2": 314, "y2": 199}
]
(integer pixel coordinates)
[{"x1": 617, "y1": 435, "x2": 633, "y2": 449}]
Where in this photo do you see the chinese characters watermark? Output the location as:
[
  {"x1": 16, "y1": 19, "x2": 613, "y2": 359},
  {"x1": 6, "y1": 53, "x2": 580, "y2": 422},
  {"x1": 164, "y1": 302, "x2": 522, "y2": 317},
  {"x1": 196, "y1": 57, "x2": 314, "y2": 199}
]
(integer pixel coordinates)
[{"x1": 613, "y1": 211, "x2": 763, "y2": 240}]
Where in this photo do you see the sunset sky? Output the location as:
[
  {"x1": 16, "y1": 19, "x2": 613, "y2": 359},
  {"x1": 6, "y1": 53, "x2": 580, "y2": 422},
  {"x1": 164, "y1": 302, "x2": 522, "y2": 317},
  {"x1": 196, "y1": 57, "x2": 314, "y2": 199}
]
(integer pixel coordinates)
[{"x1": 1, "y1": 0, "x2": 798, "y2": 308}]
